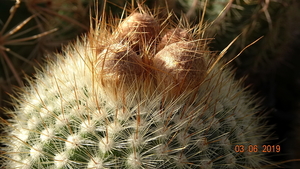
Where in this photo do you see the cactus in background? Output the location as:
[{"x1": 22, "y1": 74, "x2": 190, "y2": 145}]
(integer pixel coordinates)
[
  {"x1": 0, "y1": 2, "x2": 275, "y2": 168},
  {"x1": 0, "y1": 0, "x2": 93, "y2": 109},
  {"x1": 161, "y1": 0, "x2": 297, "y2": 71}
]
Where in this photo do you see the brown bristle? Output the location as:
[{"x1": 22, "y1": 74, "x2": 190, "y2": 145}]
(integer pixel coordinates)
[{"x1": 158, "y1": 28, "x2": 191, "y2": 51}]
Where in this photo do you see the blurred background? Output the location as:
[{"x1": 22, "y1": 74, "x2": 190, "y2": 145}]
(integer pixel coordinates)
[{"x1": 1, "y1": 0, "x2": 300, "y2": 168}]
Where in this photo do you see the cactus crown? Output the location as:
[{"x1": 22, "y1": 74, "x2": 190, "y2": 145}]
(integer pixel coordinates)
[{"x1": 0, "y1": 1, "x2": 273, "y2": 168}]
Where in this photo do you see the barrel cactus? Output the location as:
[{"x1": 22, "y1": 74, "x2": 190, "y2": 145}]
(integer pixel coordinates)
[{"x1": 0, "y1": 2, "x2": 274, "y2": 168}]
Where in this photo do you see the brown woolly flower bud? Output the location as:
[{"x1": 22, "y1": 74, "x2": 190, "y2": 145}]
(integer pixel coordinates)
[
  {"x1": 153, "y1": 41, "x2": 207, "y2": 99},
  {"x1": 116, "y1": 12, "x2": 160, "y2": 52},
  {"x1": 158, "y1": 28, "x2": 191, "y2": 51},
  {"x1": 97, "y1": 43, "x2": 144, "y2": 88}
]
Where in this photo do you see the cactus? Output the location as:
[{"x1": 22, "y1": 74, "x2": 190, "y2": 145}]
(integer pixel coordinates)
[{"x1": 0, "y1": 1, "x2": 275, "y2": 168}]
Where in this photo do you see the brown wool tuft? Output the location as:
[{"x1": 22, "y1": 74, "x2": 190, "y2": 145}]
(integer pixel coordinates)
[
  {"x1": 97, "y1": 43, "x2": 144, "y2": 86},
  {"x1": 116, "y1": 12, "x2": 160, "y2": 52},
  {"x1": 153, "y1": 41, "x2": 206, "y2": 98}
]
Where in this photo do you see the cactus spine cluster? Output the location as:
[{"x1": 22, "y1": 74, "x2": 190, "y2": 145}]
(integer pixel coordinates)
[{"x1": 1, "y1": 2, "x2": 273, "y2": 169}]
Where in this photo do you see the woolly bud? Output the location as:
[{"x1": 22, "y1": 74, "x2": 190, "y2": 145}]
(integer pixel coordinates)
[
  {"x1": 116, "y1": 12, "x2": 160, "y2": 52},
  {"x1": 97, "y1": 43, "x2": 144, "y2": 103},
  {"x1": 153, "y1": 41, "x2": 206, "y2": 99}
]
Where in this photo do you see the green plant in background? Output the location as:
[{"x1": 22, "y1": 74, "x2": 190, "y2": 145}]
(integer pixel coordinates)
[{"x1": 0, "y1": 1, "x2": 276, "y2": 168}]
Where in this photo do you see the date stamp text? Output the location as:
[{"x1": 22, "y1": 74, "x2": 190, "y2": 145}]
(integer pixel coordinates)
[{"x1": 234, "y1": 145, "x2": 281, "y2": 153}]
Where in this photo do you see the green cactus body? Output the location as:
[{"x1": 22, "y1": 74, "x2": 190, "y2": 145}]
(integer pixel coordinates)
[{"x1": 1, "y1": 2, "x2": 272, "y2": 169}]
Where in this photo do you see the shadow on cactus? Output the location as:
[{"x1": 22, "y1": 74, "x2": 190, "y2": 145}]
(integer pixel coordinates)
[{"x1": 0, "y1": 1, "x2": 285, "y2": 168}]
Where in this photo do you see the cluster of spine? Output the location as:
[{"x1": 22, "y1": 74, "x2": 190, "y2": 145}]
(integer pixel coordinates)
[{"x1": 1, "y1": 3, "x2": 272, "y2": 169}]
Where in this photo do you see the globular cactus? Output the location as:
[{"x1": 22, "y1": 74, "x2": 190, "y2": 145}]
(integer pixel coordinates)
[{"x1": 1, "y1": 2, "x2": 274, "y2": 168}]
